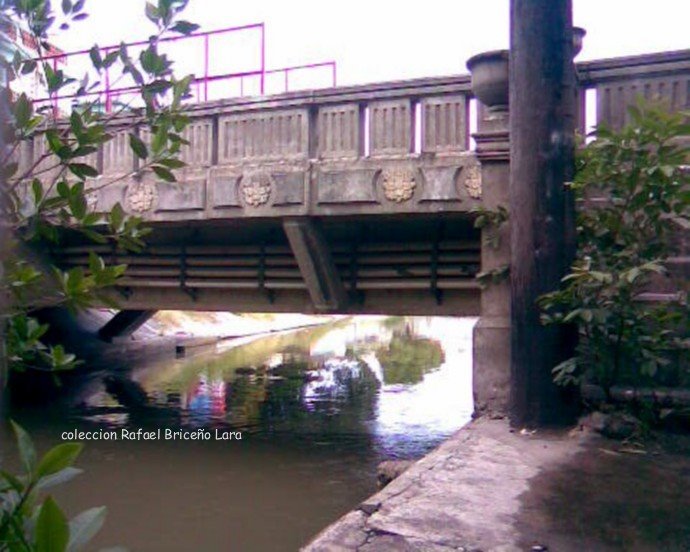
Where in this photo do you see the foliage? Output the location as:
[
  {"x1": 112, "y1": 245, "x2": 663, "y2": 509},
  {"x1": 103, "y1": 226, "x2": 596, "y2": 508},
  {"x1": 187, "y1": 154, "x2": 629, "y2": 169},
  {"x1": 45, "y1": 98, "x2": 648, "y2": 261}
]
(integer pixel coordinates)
[
  {"x1": 475, "y1": 263, "x2": 509, "y2": 289},
  {"x1": 538, "y1": 101, "x2": 690, "y2": 395},
  {"x1": 0, "y1": 0, "x2": 197, "y2": 376},
  {"x1": 376, "y1": 333, "x2": 444, "y2": 385},
  {"x1": 471, "y1": 205, "x2": 510, "y2": 288},
  {"x1": 471, "y1": 204, "x2": 508, "y2": 249},
  {"x1": 0, "y1": 421, "x2": 106, "y2": 551}
]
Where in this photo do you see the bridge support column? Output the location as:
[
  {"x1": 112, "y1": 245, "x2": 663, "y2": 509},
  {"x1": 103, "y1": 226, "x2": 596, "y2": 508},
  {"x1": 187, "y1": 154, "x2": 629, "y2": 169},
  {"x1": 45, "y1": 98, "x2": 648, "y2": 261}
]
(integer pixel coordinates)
[
  {"x1": 470, "y1": 89, "x2": 512, "y2": 416},
  {"x1": 98, "y1": 310, "x2": 156, "y2": 343},
  {"x1": 283, "y1": 219, "x2": 347, "y2": 312}
]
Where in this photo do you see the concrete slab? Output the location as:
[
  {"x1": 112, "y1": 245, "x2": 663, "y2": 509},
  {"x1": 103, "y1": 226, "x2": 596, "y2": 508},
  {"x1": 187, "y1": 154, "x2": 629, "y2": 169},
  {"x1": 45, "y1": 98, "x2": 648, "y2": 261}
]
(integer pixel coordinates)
[{"x1": 303, "y1": 417, "x2": 690, "y2": 551}]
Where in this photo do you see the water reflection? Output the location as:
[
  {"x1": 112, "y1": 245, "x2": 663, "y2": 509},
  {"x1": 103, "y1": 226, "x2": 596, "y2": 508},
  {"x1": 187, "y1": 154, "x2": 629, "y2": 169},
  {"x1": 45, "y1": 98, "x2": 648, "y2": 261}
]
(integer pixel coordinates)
[
  {"x1": 5, "y1": 316, "x2": 475, "y2": 551},
  {"x1": 85, "y1": 316, "x2": 475, "y2": 458}
]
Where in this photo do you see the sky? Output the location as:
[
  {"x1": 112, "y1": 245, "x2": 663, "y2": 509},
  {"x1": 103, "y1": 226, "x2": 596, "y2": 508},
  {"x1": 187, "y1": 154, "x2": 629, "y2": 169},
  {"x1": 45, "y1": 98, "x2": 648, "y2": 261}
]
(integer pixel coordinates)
[{"x1": 49, "y1": 0, "x2": 690, "y2": 93}]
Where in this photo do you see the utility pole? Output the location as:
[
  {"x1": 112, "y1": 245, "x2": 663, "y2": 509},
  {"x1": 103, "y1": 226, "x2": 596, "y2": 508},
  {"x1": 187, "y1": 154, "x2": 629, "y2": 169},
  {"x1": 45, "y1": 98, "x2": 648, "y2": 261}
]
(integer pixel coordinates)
[
  {"x1": 0, "y1": 38, "x2": 10, "y2": 421},
  {"x1": 0, "y1": 86, "x2": 8, "y2": 421},
  {"x1": 509, "y1": 0, "x2": 578, "y2": 426}
]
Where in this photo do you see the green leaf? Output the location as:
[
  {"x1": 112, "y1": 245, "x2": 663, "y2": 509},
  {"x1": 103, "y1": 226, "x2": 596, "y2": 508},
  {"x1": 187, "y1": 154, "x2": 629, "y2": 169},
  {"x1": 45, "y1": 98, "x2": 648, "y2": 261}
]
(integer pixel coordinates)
[
  {"x1": 151, "y1": 126, "x2": 168, "y2": 155},
  {"x1": 80, "y1": 229, "x2": 108, "y2": 244},
  {"x1": 21, "y1": 59, "x2": 37, "y2": 75},
  {"x1": 103, "y1": 50, "x2": 119, "y2": 68},
  {"x1": 128, "y1": 133, "x2": 148, "y2": 159},
  {"x1": 68, "y1": 191, "x2": 87, "y2": 220},
  {"x1": 70, "y1": 110, "x2": 85, "y2": 138},
  {"x1": 66, "y1": 506, "x2": 107, "y2": 552},
  {"x1": 14, "y1": 93, "x2": 33, "y2": 128},
  {"x1": 0, "y1": 469, "x2": 25, "y2": 493},
  {"x1": 35, "y1": 496, "x2": 69, "y2": 552},
  {"x1": 34, "y1": 467, "x2": 83, "y2": 493},
  {"x1": 152, "y1": 165, "x2": 176, "y2": 182},
  {"x1": 68, "y1": 163, "x2": 99, "y2": 180},
  {"x1": 11, "y1": 420, "x2": 37, "y2": 476},
  {"x1": 57, "y1": 181, "x2": 70, "y2": 198},
  {"x1": 171, "y1": 20, "x2": 200, "y2": 35},
  {"x1": 88, "y1": 251, "x2": 105, "y2": 274},
  {"x1": 89, "y1": 44, "x2": 103, "y2": 69},
  {"x1": 109, "y1": 203, "x2": 124, "y2": 231},
  {"x1": 32, "y1": 179, "x2": 44, "y2": 204},
  {"x1": 140, "y1": 45, "x2": 158, "y2": 74},
  {"x1": 157, "y1": 158, "x2": 185, "y2": 169},
  {"x1": 37, "y1": 443, "x2": 83, "y2": 478},
  {"x1": 145, "y1": 2, "x2": 159, "y2": 25}
]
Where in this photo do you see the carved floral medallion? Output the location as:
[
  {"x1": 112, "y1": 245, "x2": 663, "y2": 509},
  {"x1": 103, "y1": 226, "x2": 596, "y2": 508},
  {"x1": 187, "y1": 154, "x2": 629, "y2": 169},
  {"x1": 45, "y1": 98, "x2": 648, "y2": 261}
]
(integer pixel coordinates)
[
  {"x1": 463, "y1": 165, "x2": 482, "y2": 199},
  {"x1": 125, "y1": 181, "x2": 157, "y2": 212},
  {"x1": 381, "y1": 168, "x2": 416, "y2": 203},
  {"x1": 241, "y1": 172, "x2": 272, "y2": 207}
]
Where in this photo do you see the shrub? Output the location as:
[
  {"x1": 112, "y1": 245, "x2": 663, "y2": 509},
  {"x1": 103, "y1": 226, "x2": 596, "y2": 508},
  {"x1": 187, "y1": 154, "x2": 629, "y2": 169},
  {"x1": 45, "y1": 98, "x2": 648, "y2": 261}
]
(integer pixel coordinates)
[
  {"x1": 0, "y1": 0, "x2": 197, "y2": 377},
  {"x1": 1, "y1": 421, "x2": 105, "y2": 551},
  {"x1": 538, "y1": 101, "x2": 690, "y2": 397}
]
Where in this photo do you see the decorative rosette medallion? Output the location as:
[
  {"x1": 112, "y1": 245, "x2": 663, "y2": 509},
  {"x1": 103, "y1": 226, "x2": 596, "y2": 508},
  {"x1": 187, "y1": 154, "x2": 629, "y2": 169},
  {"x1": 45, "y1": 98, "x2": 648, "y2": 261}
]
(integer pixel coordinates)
[
  {"x1": 241, "y1": 172, "x2": 272, "y2": 207},
  {"x1": 381, "y1": 168, "x2": 416, "y2": 203},
  {"x1": 463, "y1": 165, "x2": 482, "y2": 199},
  {"x1": 125, "y1": 181, "x2": 158, "y2": 212}
]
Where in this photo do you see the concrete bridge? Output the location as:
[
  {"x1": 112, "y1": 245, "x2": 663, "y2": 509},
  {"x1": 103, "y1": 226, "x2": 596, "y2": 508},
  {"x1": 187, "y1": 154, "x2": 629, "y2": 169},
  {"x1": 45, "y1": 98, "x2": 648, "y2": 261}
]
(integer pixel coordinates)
[
  {"x1": 48, "y1": 73, "x2": 486, "y2": 316},
  {"x1": 19, "y1": 47, "x2": 690, "y2": 412}
]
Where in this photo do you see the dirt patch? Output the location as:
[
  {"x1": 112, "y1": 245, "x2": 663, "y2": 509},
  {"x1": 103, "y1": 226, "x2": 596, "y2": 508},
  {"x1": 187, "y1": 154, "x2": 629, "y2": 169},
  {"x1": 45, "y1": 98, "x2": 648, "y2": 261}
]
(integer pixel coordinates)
[{"x1": 515, "y1": 431, "x2": 690, "y2": 551}]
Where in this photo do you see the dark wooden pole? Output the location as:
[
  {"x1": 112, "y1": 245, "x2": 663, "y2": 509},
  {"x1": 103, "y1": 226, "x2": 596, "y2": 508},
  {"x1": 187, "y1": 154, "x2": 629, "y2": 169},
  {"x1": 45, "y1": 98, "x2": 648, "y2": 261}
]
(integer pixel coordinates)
[
  {"x1": 0, "y1": 86, "x2": 8, "y2": 421},
  {"x1": 509, "y1": 0, "x2": 578, "y2": 426},
  {"x1": 0, "y1": 84, "x2": 8, "y2": 422}
]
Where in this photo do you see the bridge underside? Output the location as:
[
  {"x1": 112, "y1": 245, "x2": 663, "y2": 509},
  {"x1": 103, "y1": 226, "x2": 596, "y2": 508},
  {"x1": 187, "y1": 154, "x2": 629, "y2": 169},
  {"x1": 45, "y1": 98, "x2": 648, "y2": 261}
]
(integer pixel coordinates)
[{"x1": 55, "y1": 214, "x2": 481, "y2": 316}]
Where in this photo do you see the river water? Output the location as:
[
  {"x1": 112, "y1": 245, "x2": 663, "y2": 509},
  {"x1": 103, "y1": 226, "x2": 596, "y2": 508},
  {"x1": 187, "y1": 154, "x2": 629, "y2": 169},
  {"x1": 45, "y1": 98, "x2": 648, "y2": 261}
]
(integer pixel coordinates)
[{"x1": 2, "y1": 316, "x2": 474, "y2": 551}]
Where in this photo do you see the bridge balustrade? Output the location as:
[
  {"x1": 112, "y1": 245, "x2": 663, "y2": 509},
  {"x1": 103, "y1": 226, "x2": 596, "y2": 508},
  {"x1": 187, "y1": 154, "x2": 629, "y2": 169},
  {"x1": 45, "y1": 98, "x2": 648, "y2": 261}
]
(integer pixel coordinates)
[{"x1": 14, "y1": 49, "x2": 690, "y2": 318}]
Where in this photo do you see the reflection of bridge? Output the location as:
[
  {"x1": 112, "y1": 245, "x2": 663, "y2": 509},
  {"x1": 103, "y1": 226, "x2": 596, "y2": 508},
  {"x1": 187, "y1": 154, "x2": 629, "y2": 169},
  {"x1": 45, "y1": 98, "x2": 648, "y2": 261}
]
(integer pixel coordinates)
[{"x1": 22, "y1": 48, "x2": 690, "y2": 414}]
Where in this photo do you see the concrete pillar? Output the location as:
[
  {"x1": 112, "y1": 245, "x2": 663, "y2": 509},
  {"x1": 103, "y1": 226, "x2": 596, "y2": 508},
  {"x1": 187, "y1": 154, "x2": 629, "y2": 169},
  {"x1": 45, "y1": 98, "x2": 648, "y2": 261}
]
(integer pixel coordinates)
[{"x1": 468, "y1": 52, "x2": 511, "y2": 415}]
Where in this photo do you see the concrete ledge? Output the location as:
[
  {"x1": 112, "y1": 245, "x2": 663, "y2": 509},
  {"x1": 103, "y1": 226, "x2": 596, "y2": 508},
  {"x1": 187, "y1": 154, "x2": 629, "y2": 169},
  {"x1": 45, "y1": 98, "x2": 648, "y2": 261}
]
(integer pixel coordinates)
[
  {"x1": 303, "y1": 416, "x2": 690, "y2": 551},
  {"x1": 303, "y1": 418, "x2": 587, "y2": 551}
]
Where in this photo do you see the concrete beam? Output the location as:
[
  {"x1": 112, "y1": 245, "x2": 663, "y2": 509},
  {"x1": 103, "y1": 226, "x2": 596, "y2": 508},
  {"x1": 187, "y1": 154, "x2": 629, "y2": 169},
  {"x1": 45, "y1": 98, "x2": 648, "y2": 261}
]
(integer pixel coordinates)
[
  {"x1": 283, "y1": 219, "x2": 347, "y2": 312},
  {"x1": 98, "y1": 310, "x2": 156, "y2": 342},
  {"x1": 99, "y1": 287, "x2": 480, "y2": 316}
]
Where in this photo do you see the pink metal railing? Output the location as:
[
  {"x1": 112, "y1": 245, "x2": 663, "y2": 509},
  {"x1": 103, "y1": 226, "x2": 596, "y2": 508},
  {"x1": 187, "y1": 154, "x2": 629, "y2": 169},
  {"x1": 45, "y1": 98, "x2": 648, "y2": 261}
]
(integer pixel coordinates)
[{"x1": 29, "y1": 24, "x2": 337, "y2": 114}]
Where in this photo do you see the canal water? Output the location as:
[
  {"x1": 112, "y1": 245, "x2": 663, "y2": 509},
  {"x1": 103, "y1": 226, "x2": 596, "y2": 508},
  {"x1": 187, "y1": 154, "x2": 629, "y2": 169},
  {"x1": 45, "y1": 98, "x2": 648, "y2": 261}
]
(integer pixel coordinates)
[{"x1": 2, "y1": 316, "x2": 474, "y2": 551}]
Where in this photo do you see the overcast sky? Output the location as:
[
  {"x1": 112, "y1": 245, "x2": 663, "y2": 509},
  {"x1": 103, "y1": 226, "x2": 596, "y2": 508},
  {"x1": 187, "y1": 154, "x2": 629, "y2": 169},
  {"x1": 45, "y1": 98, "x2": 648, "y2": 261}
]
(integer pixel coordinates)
[{"x1": 51, "y1": 0, "x2": 690, "y2": 91}]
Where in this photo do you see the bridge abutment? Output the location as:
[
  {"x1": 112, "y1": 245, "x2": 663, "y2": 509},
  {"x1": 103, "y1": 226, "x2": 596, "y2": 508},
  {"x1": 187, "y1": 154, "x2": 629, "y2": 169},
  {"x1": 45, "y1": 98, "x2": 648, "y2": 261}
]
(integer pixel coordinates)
[{"x1": 471, "y1": 89, "x2": 511, "y2": 415}]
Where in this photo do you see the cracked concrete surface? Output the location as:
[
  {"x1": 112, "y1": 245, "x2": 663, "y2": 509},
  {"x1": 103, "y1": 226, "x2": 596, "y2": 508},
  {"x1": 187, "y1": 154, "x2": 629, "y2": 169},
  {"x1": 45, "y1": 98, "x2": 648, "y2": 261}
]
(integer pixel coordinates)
[{"x1": 303, "y1": 417, "x2": 690, "y2": 551}]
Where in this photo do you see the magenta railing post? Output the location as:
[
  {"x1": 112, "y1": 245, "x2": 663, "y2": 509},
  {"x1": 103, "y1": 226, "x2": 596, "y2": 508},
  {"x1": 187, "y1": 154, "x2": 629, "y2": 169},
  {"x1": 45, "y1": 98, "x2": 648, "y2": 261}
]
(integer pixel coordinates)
[
  {"x1": 260, "y1": 23, "x2": 266, "y2": 95},
  {"x1": 203, "y1": 34, "x2": 210, "y2": 102}
]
